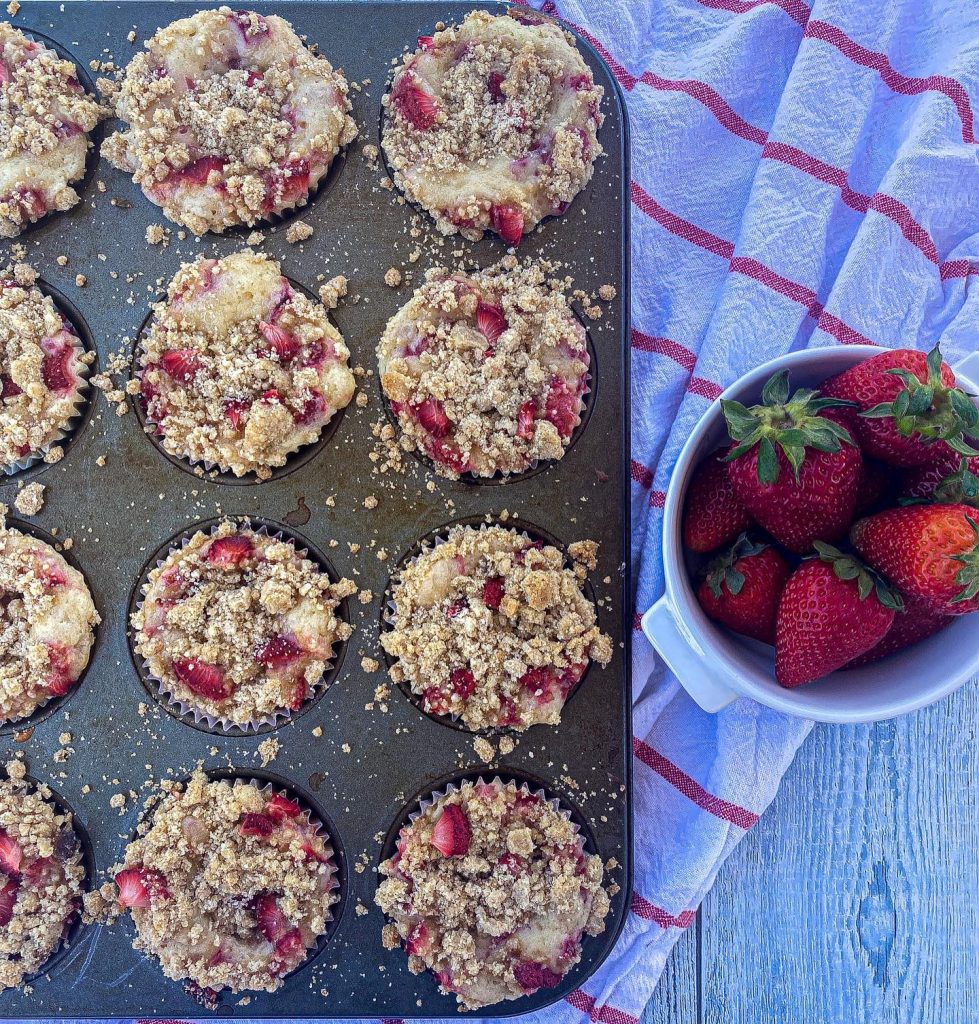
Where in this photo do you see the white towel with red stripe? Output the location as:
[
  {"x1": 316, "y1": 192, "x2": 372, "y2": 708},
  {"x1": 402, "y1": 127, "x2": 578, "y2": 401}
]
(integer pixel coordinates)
[{"x1": 49, "y1": 2, "x2": 979, "y2": 1024}]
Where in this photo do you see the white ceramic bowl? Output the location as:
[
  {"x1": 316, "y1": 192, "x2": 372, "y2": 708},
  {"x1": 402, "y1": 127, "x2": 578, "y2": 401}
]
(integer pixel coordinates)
[{"x1": 641, "y1": 346, "x2": 979, "y2": 723}]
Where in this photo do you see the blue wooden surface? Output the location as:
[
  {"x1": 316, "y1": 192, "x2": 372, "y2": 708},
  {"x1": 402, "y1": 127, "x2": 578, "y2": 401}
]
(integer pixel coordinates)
[{"x1": 641, "y1": 681, "x2": 979, "y2": 1024}]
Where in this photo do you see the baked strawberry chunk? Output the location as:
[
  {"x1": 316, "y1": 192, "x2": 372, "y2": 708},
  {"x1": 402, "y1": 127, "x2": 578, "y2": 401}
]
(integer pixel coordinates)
[
  {"x1": 172, "y1": 658, "x2": 234, "y2": 701},
  {"x1": 430, "y1": 804, "x2": 471, "y2": 857},
  {"x1": 391, "y1": 72, "x2": 438, "y2": 130}
]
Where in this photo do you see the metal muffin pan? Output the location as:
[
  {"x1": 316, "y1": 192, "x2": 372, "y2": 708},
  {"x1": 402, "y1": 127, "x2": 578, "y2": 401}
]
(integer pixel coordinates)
[{"x1": 0, "y1": 1, "x2": 631, "y2": 1017}]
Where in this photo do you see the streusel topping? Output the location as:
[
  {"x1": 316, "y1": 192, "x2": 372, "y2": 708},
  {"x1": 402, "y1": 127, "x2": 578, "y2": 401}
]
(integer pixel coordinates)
[
  {"x1": 1, "y1": 262, "x2": 86, "y2": 469},
  {"x1": 379, "y1": 260, "x2": 590, "y2": 478},
  {"x1": 132, "y1": 521, "x2": 355, "y2": 727},
  {"x1": 102, "y1": 7, "x2": 357, "y2": 234},
  {"x1": 376, "y1": 779, "x2": 610, "y2": 1010},
  {"x1": 381, "y1": 525, "x2": 611, "y2": 731},
  {"x1": 136, "y1": 250, "x2": 355, "y2": 479},
  {"x1": 0, "y1": 22, "x2": 103, "y2": 237},
  {"x1": 0, "y1": 775, "x2": 86, "y2": 991},
  {"x1": 381, "y1": 10, "x2": 603, "y2": 244},
  {"x1": 0, "y1": 518, "x2": 99, "y2": 724},
  {"x1": 115, "y1": 772, "x2": 335, "y2": 997}
]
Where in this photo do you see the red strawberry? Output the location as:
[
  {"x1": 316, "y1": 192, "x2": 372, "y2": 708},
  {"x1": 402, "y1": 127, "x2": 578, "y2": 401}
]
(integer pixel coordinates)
[
  {"x1": 899, "y1": 452, "x2": 979, "y2": 507},
  {"x1": 723, "y1": 371, "x2": 862, "y2": 553},
  {"x1": 267, "y1": 794, "x2": 301, "y2": 821},
  {"x1": 160, "y1": 348, "x2": 203, "y2": 383},
  {"x1": 252, "y1": 892, "x2": 289, "y2": 942},
  {"x1": 516, "y1": 400, "x2": 537, "y2": 440},
  {"x1": 696, "y1": 535, "x2": 790, "y2": 645},
  {"x1": 258, "y1": 321, "x2": 299, "y2": 363},
  {"x1": 0, "y1": 878, "x2": 18, "y2": 925},
  {"x1": 482, "y1": 576, "x2": 504, "y2": 609},
  {"x1": 513, "y1": 961, "x2": 563, "y2": 992},
  {"x1": 256, "y1": 634, "x2": 302, "y2": 667},
  {"x1": 682, "y1": 448, "x2": 753, "y2": 552},
  {"x1": 0, "y1": 62, "x2": 9, "y2": 86},
  {"x1": 206, "y1": 534, "x2": 252, "y2": 566},
  {"x1": 391, "y1": 72, "x2": 437, "y2": 130},
  {"x1": 490, "y1": 203, "x2": 524, "y2": 246},
  {"x1": 224, "y1": 398, "x2": 250, "y2": 430},
  {"x1": 413, "y1": 397, "x2": 451, "y2": 438},
  {"x1": 476, "y1": 302, "x2": 507, "y2": 345},
  {"x1": 405, "y1": 920, "x2": 431, "y2": 956},
  {"x1": 450, "y1": 667, "x2": 476, "y2": 698},
  {"x1": 430, "y1": 803, "x2": 471, "y2": 857},
  {"x1": 239, "y1": 813, "x2": 276, "y2": 837},
  {"x1": 851, "y1": 503, "x2": 979, "y2": 615},
  {"x1": 172, "y1": 657, "x2": 233, "y2": 700},
  {"x1": 8, "y1": 187, "x2": 45, "y2": 221},
  {"x1": 487, "y1": 70, "x2": 505, "y2": 102},
  {"x1": 845, "y1": 593, "x2": 951, "y2": 667},
  {"x1": 41, "y1": 344, "x2": 74, "y2": 393},
  {"x1": 821, "y1": 344, "x2": 979, "y2": 466},
  {"x1": 774, "y1": 543, "x2": 901, "y2": 687},
  {"x1": 1, "y1": 374, "x2": 21, "y2": 399},
  {"x1": 0, "y1": 830, "x2": 22, "y2": 876},
  {"x1": 115, "y1": 867, "x2": 170, "y2": 908}
]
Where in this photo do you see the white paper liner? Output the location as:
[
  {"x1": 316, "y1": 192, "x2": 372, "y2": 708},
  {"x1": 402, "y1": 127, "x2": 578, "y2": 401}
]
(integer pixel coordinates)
[{"x1": 133, "y1": 520, "x2": 345, "y2": 734}]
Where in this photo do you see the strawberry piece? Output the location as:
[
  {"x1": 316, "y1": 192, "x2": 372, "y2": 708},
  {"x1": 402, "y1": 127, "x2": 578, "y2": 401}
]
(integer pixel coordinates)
[
  {"x1": 446, "y1": 598, "x2": 467, "y2": 618},
  {"x1": 206, "y1": 534, "x2": 253, "y2": 566},
  {"x1": 497, "y1": 852, "x2": 525, "y2": 874},
  {"x1": 252, "y1": 892, "x2": 289, "y2": 942},
  {"x1": 206, "y1": 945, "x2": 228, "y2": 968},
  {"x1": 544, "y1": 375, "x2": 580, "y2": 439},
  {"x1": 295, "y1": 390, "x2": 327, "y2": 426},
  {"x1": 490, "y1": 203, "x2": 524, "y2": 246},
  {"x1": 450, "y1": 667, "x2": 476, "y2": 699},
  {"x1": 0, "y1": 830, "x2": 22, "y2": 876},
  {"x1": 274, "y1": 926, "x2": 304, "y2": 961},
  {"x1": 426, "y1": 437, "x2": 469, "y2": 474},
  {"x1": 173, "y1": 155, "x2": 225, "y2": 187},
  {"x1": 267, "y1": 794, "x2": 301, "y2": 821},
  {"x1": 160, "y1": 348, "x2": 202, "y2": 383},
  {"x1": 0, "y1": 62, "x2": 9, "y2": 85},
  {"x1": 0, "y1": 878, "x2": 19, "y2": 926},
  {"x1": 476, "y1": 301, "x2": 507, "y2": 345},
  {"x1": 258, "y1": 321, "x2": 300, "y2": 363},
  {"x1": 696, "y1": 535, "x2": 790, "y2": 645},
  {"x1": 430, "y1": 803, "x2": 471, "y2": 857},
  {"x1": 391, "y1": 72, "x2": 437, "y2": 130},
  {"x1": 422, "y1": 686, "x2": 451, "y2": 716},
  {"x1": 224, "y1": 398, "x2": 250, "y2": 431},
  {"x1": 516, "y1": 400, "x2": 537, "y2": 440},
  {"x1": 172, "y1": 657, "x2": 233, "y2": 700},
  {"x1": 682, "y1": 449, "x2": 753, "y2": 553},
  {"x1": 482, "y1": 576, "x2": 504, "y2": 609},
  {"x1": 0, "y1": 374, "x2": 21, "y2": 399},
  {"x1": 519, "y1": 666, "x2": 556, "y2": 703},
  {"x1": 256, "y1": 634, "x2": 302, "y2": 668},
  {"x1": 417, "y1": 35, "x2": 435, "y2": 50},
  {"x1": 277, "y1": 158, "x2": 310, "y2": 204},
  {"x1": 405, "y1": 919, "x2": 431, "y2": 955},
  {"x1": 567, "y1": 73, "x2": 593, "y2": 90},
  {"x1": 774, "y1": 544, "x2": 901, "y2": 688},
  {"x1": 288, "y1": 678, "x2": 307, "y2": 711},
  {"x1": 268, "y1": 281, "x2": 296, "y2": 322},
  {"x1": 559, "y1": 934, "x2": 582, "y2": 961},
  {"x1": 413, "y1": 397, "x2": 451, "y2": 438},
  {"x1": 229, "y1": 10, "x2": 270, "y2": 44},
  {"x1": 487, "y1": 70, "x2": 505, "y2": 102},
  {"x1": 23, "y1": 857, "x2": 54, "y2": 886},
  {"x1": 6, "y1": 187, "x2": 45, "y2": 222},
  {"x1": 115, "y1": 867, "x2": 170, "y2": 908},
  {"x1": 513, "y1": 961, "x2": 563, "y2": 992},
  {"x1": 846, "y1": 592, "x2": 952, "y2": 667},
  {"x1": 239, "y1": 812, "x2": 276, "y2": 837},
  {"x1": 41, "y1": 343, "x2": 74, "y2": 393}
]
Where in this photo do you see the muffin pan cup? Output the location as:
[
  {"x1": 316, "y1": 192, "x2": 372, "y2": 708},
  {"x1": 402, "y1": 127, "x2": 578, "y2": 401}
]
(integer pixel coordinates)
[{"x1": 0, "y1": 1, "x2": 630, "y2": 1018}]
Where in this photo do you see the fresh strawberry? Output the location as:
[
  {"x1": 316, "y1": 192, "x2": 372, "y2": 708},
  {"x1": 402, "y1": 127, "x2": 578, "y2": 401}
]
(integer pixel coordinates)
[
  {"x1": 41, "y1": 343, "x2": 74, "y2": 393},
  {"x1": 899, "y1": 452, "x2": 979, "y2": 507},
  {"x1": 160, "y1": 348, "x2": 203, "y2": 383},
  {"x1": 0, "y1": 830, "x2": 22, "y2": 876},
  {"x1": 413, "y1": 397, "x2": 451, "y2": 438},
  {"x1": 115, "y1": 867, "x2": 170, "y2": 908},
  {"x1": 0, "y1": 878, "x2": 18, "y2": 926},
  {"x1": 513, "y1": 961, "x2": 563, "y2": 992},
  {"x1": 258, "y1": 321, "x2": 299, "y2": 363},
  {"x1": 405, "y1": 920, "x2": 431, "y2": 956},
  {"x1": 172, "y1": 657, "x2": 233, "y2": 700},
  {"x1": 391, "y1": 72, "x2": 437, "y2": 130},
  {"x1": 845, "y1": 592, "x2": 951, "y2": 667},
  {"x1": 696, "y1": 535, "x2": 790, "y2": 645},
  {"x1": 774, "y1": 543, "x2": 902, "y2": 687},
  {"x1": 239, "y1": 812, "x2": 276, "y2": 837},
  {"x1": 516, "y1": 400, "x2": 537, "y2": 440},
  {"x1": 490, "y1": 203, "x2": 524, "y2": 246},
  {"x1": 682, "y1": 448, "x2": 753, "y2": 552},
  {"x1": 430, "y1": 803, "x2": 471, "y2": 857},
  {"x1": 256, "y1": 634, "x2": 302, "y2": 667},
  {"x1": 851, "y1": 503, "x2": 979, "y2": 614},
  {"x1": 821, "y1": 344, "x2": 979, "y2": 466},
  {"x1": 206, "y1": 534, "x2": 252, "y2": 566},
  {"x1": 722, "y1": 371, "x2": 862, "y2": 553},
  {"x1": 482, "y1": 576, "x2": 504, "y2": 609},
  {"x1": 267, "y1": 794, "x2": 301, "y2": 821},
  {"x1": 450, "y1": 667, "x2": 476, "y2": 698},
  {"x1": 476, "y1": 302, "x2": 507, "y2": 345},
  {"x1": 252, "y1": 892, "x2": 289, "y2": 942}
]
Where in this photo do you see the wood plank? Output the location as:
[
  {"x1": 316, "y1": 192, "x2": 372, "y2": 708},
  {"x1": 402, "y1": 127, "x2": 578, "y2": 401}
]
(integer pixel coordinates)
[
  {"x1": 641, "y1": 917, "x2": 700, "y2": 1024},
  {"x1": 699, "y1": 683, "x2": 979, "y2": 1023}
]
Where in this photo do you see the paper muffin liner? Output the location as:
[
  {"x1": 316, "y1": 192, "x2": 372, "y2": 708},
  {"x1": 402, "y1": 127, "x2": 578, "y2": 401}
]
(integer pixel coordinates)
[
  {"x1": 132, "y1": 519, "x2": 347, "y2": 735},
  {"x1": 2, "y1": 334, "x2": 91, "y2": 477},
  {"x1": 381, "y1": 521, "x2": 591, "y2": 731}
]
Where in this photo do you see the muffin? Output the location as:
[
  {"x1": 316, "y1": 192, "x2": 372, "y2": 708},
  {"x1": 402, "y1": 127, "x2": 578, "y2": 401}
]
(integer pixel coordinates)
[
  {"x1": 136, "y1": 250, "x2": 355, "y2": 480},
  {"x1": 378, "y1": 261, "x2": 589, "y2": 479},
  {"x1": 114, "y1": 771, "x2": 336, "y2": 999},
  {"x1": 102, "y1": 7, "x2": 357, "y2": 234},
  {"x1": 0, "y1": 516, "x2": 99, "y2": 724},
  {"x1": 381, "y1": 10, "x2": 604, "y2": 245},
  {"x1": 0, "y1": 771, "x2": 86, "y2": 991},
  {"x1": 131, "y1": 520, "x2": 355, "y2": 728},
  {"x1": 0, "y1": 22, "x2": 103, "y2": 237},
  {"x1": 376, "y1": 778, "x2": 610, "y2": 1010},
  {"x1": 1, "y1": 263, "x2": 88, "y2": 471},
  {"x1": 381, "y1": 525, "x2": 611, "y2": 731}
]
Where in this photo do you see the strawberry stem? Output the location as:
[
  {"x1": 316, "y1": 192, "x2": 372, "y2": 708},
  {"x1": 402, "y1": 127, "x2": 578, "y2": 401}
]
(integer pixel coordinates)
[
  {"x1": 950, "y1": 516, "x2": 979, "y2": 603},
  {"x1": 703, "y1": 533, "x2": 767, "y2": 598},
  {"x1": 810, "y1": 541, "x2": 905, "y2": 611}
]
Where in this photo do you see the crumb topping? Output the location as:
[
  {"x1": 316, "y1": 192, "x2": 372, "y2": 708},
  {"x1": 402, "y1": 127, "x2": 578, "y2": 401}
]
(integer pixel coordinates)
[
  {"x1": 136, "y1": 249, "x2": 355, "y2": 479},
  {"x1": 382, "y1": 525, "x2": 611, "y2": 731},
  {"x1": 102, "y1": 7, "x2": 357, "y2": 234},
  {"x1": 0, "y1": 23, "x2": 103, "y2": 237},
  {"x1": 381, "y1": 10, "x2": 603, "y2": 244},
  {"x1": 379, "y1": 260, "x2": 589, "y2": 478},
  {"x1": 132, "y1": 520, "x2": 355, "y2": 727},
  {"x1": 375, "y1": 779, "x2": 610, "y2": 1010},
  {"x1": 1, "y1": 263, "x2": 86, "y2": 468},
  {"x1": 116, "y1": 771, "x2": 335, "y2": 995}
]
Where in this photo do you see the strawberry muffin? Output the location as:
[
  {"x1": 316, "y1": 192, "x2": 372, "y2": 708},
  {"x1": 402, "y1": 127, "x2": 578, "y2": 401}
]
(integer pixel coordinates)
[
  {"x1": 136, "y1": 250, "x2": 355, "y2": 480},
  {"x1": 0, "y1": 23, "x2": 103, "y2": 237},
  {"x1": 0, "y1": 770, "x2": 87, "y2": 991},
  {"x1": 378, "y1": 261, "x2": 589, "y2": 479},
  {"x1": 376, "y1": 778, "x2": 610, "y2": 1010},
  {"x1": 102, "y1": 7, "x2": 357, "y2": 234},
  {"x1": 0, "y1": 516, "x2": 99, "y2": 725},
  {"x1": 1, "y1": 264, "x2": 88, "y2": 471},
  {"x1": 131, "y1": 520, "x2": 355, "y2": 729},
  {"x1": 381, "y1": 525, "x2": 611, "y2": 731},
  {"x1": 381, "y1": 10, "x2": 604, "y2": 245},
  {"x1": 114, "y1": 771, "x2": 336, "y2": 1000}
]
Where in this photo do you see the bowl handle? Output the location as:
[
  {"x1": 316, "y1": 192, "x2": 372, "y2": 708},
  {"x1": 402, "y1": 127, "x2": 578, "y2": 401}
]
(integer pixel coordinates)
[{"x1": 641, "y1": 597, "x2": 737, "y2": 713}]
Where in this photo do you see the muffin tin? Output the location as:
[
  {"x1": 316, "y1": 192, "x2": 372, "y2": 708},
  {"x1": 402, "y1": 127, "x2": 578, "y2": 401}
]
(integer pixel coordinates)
[{"x1": 0, "y1": 1, "x2": 631, "y2": 1017}]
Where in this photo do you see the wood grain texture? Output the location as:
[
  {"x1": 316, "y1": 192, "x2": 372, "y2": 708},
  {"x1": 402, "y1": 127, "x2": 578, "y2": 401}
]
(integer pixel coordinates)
[{"x1": 641, "y1": 919, "x2": 699, "y2": 1024}]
